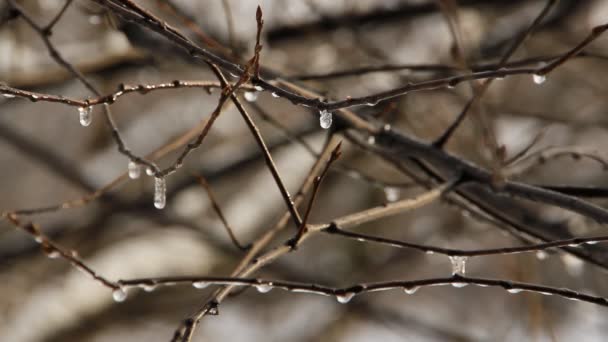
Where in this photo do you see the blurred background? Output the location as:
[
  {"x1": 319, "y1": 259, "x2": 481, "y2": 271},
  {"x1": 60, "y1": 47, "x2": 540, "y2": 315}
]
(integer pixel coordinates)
[{"x1": 2, "y1": 0, "x2": 608, "y2": 341}]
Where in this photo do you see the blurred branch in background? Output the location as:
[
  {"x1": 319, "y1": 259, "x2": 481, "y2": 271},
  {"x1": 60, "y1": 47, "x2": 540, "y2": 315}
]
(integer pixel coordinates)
[{"x1": 2, "y1": 0, "x2": 608, "y2": 341}]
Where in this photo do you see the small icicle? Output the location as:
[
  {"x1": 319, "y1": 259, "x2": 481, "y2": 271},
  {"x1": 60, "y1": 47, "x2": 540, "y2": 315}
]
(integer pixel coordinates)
[
  {"x1": 271, "y1": 92, "x2": 280, "y2": 98},
  {"x1": 532, "y1": 74, "x2": 546, "y2": 85},
  {"x1": 128, "y1": 161, "x2": 141, "y2": 179},
  {"x1": 192, "y1": 281, "x2": 209, "y2": 289},
  {"x1": 319, "y1": 109, "x2": 332, "y2": 129},
  {"x1": 78, "y1": 106, "x2": 93, "y2": 127},
  {"x1": 336, "y1": 292, "x2": 355, "y2": 304},
  {"x1": 154, "y1": 177, "x2": 166, "y2": 209},
  {"x1": 244, "y1": 91, "x2": 258, "y2": 102},
  {"x1": 586, "y1": 240, "x2": 599, "y2": 245},
  {"x1": 2, "y1": 93, "x2": 15, "y2": 98},
  {"x1": 507, "y1": 288, "x2": 523, "y2": 294},
  {"x1": 384, "y1": 187, "x2": 400, "y2": 202},
  {"x1": 255, "y1": 283, "x2": 273, "y2": 293},
  {"x1": 146, "y1": 167, "x2": 155, "y2": 176},
  {"x1": 112, "y1": 287, "x2": 127, "y2": 302},
  {"x1": 536, "y1": 250, "x2": 547, "y2": 260},
  {"x1": 449, "y1": 256, "x2": 468, "y2": 276},
  {"x1": 404, "y1": 286, "x2": 419, "y2": 295}
]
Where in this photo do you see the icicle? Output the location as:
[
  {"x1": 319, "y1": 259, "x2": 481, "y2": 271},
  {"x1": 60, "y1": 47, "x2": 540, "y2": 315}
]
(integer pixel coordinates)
[
  {"x1": 128, "y1": 161, "x2": 141, "y2": 179},
  {"x1": 319, "y1": 109, "x2": 332, "y2": 129},
  {"x1": 449, "y1": 256, "x2": 468, "y2": 276},
  {"x1": 112, "y1": 287, "x2": 127, "y2": 302},
  {"x1": 404, "y1": 286, "x2": 419, "y2": 295},
  {"x1": 192, "y1": 281, "x2": 209, "y2": 289},
  {"x1": 532, "y1": 74, "x2": 546, "y2": 85},
  {"x1": 384, "y1": 187, "x2": 400, "y2": 202},
  {"x1": 255, "y1": 283, "x2": 273, "y2": 293},
  {"x1": 336, "y1": 292, "x2": 355, "y2": 304},
  {"x1": 78, "y1": 106, "x2": 93, "y2": 126},
  {"x1": 154, "y1": 177, "x2": 166, "y2": 209},
  {"x1": 244, "y1": 91, "x2": 258, "y2": 102}
]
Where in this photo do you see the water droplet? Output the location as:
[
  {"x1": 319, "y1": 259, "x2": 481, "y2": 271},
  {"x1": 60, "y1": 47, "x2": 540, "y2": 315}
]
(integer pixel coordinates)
[
  {"x1": 384, "y1": 187, "x2": 400, "y2": 202},
  {"x1": 128, "y1": 161, "x2": 141, "y2": 179},
  {"x1": 336, "y1": 292, "x2": 355, "y2": 304},
  {"x1": 154, "y1": 177, "x2": 166, "y2": 209},
  {"x1": 404, "y1": 286, "x2": 419, "y2": 294},
  {"x1": 31, "y1": 94, "x2": 39, "y2": 101},
  {"x1": 34, "y1": 236, "x2": 43, "y2": 243},
  {"x1": 46, "y1": 250, "x2": 60, "y2": 259},
  {"x1": 367, "y1": 135, "x2": 375, "y2": 145},
  {"x1": 532, "y1": 74, "x2": 546, "y2": 85},
  {"x1": 426, "y1": 250, "x2": 435, "y2": 255},
  {"x1": 568, "y1": 243, "x2": 579, "y2": 247},
  {"x1": 146, "y1": 167, "x2": 155, "y2": 176},
  {"x1": 112, "y1": 287, "x2": 127, "y2": 302},
  {"x1": 536, "y1": 250, "x2": 548, "y2": 260},
  {"x1": 141, "y1": 283, "x2": 157, "y2": 292},
  {"x1": 271, "y1": 92, "x2": 280, "y2": 98},
  {"x1": 451, "y1": 282, "x2": 468, "y2": 288},
  {"x1": 507, "y1": 288, "x2": 523, "y2": 294},
  {"x1": 540, "y1": 291, "x2": 553, "y2": 296},
  {"x1": 586, "y1": 240, "x2": 599, "y2": 245},
  {"x1": 255, "y1": 283, "x2": 273, "y2": 293},
  {"x1": 449, "y1": 256, "x2": 468, "y2": 276},
  {"x1": 2, "y1": 93, "x2": 15, "y2": 98},
  {"x1": 244, "y1": 91, "x2": 258, "y2": 102},
  {"x1": 207, "y1": 306, "x2": 219, "y2": 315},
  {"x1": 319, "y1": 110, "x2": 332, "y2": 129},
  {"x1": 383, "y1": 124, "x2": 391, "y2": 131},
  {"x1": 192, "y1": 281, "x2": 209, "y2": 289},
  {"x1": 78, "y1": 106, "x2": 93, "y2": 126},
  {"x1": 254, "y1": 85, "x2": 263, "y2": 91}
]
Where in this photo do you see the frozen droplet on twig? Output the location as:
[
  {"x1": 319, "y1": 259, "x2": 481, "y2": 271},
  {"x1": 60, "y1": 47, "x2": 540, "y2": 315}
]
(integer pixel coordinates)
[
  {"x1": 154, "y1": 177, "x2": 166, "y2": 209},
  {"x1": 244, "y1": 91, "x2": 258, "y2": 102},
  {"x1": 319, "y1": 109, "x2": 332, "y2": 129},
  {"x1": 586, "y1": 240, "x2": 599, "y2": 245},
  {"x1": 193, "y1": 281, "x2": 209, "y2": 289},
  {"x1": 507, "y1": 288, "x2": 523, "y2": 294},
  {"x1": 255, "y1": 283, "x2": 273, "y2": 293},
  {"x1": 536, "y1": 250, "x2": 547, "y2": 260},
  {"x1": 384, "y1": 187, "x2": 400, "y2": 202},
  {"x1": 449, "y1": 256, "x2": 467, "y2": 276},
  {"x1": 128, "y1": 161, "x2": 141, "y2": 179},
  {"x1": 141, "y1": 283, "x2": 157, "y2": 292},
  {"x1": 2, "y1": 93, "x2": 15, "y2": 98},
  {"x1": 78, "y1": 106, "x2": 93, "y2": 126},
  {"x1": 367, "y1": 135, "x2": 375, "y2": 145},
  {"x1": 271, "y1": 92, "x2": 280, "y2": 98},
  {"x1": 532, "y1": 74, "x2": 546, "y2": 85},
  {"x1": 254, "y1": 85, "x2": 263, "y2": 91},
  {"x1": 451, "y1": 282, "x2": 468, "y2": 288},
  {"x1": 112, "y1": 287, "x2": 127, "y2": 302},
  {"x1": 404, "y1": 286, "x2": 419, "y2": 294},
  {"x1": 336, "y1": 292, "x2": 355, "y2": 304},
  {"x1": 146, "y1": 167, "x2": 155, "y2": 176}
]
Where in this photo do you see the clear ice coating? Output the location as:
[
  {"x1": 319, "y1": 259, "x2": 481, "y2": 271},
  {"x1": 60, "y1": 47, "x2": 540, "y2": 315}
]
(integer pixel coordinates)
[
  {"x1": 78, "y1": 106, "x2": 93, "y2": 126},
  {"x1": 384, "y1": 187, "x2": 400, "y2": 202},
  {"x1": 192, "y1": 281, "x2": 209, "y2": 289},
  {"x1": 255, "y1": 283, "x2": 273, "y2": 293},
  {"x1": 244, "y1": 91, "x2": 258, "y2": 102},
  {"x1": 404, "y1": 286, "x2": 419, "y2": 294},
  {"x1": 128, "y1": 161, "x2": 141, "y2": 179},
  {"x1": 449, "y1": 256, "x2": 467, "y2": 276},
  {"x1": 532, "y1": 74, "x2": 546, "y2": 85},
  {"x1": 336, "y1": 292, "x2": 355, "y2": 304},
  {"x1": 154, "y1": 177, "x2": 166, "y2": 209},
  {"x1": 319, "y1": 110, "x2": 332, "y2": 129},
  {"x1": 112, "y1": 287, "x2": 127, "y2": 302}
]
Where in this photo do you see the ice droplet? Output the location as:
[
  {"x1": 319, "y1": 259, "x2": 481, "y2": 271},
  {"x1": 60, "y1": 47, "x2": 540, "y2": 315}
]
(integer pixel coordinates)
[
  {"x1": 404, "y1": 286, "x2": 419, "y2": 294},
  {"x1": 2, "y1": 93, "x2": 15, "y2": 98},
  {"x1": 112, "y1": 287, "x2": 127, "y2": 302},
  {"x1": 146, "y1": 167, "x2": 155, "y2": 176},
  {"x1": 128, "y1": 161, "x2": 141, "y2": 179},
  {"x1": 244, "y1": 91, "x2": 258, "y2": 102},
  {"x1": 141, "y1": 283, "x2": 157, "y2": 292},
  {"x1": 367, "y1": 135, "x2": 376, "y2": 145},
  {"x1": 586, "y1": 240, "x2": 599, "y2": 245},
  {"x1": 46, "y1": 250, "x2": 60, "y2": 259},
  {"x1": 78, "y1": 106, "x2": 93, "y2": 126},
  {"x1": 384, "y1": 187, "x2": 400, "y2": 202},
  {"x1": 532, "y1": 74, "x2": 546, "y2": 85},
  {"x1": 336, "y1": 292, "x2": 355, "y2": 304},
  {"x1": 451, "y1": 282, "x2": 468, "y2": 288},
  {"x1": 319, "y1": 110, "x2": 332, "y2": 129},
  {"x1": 192, "y1": 281, "x2": 209, "y2": 289},
  {"x1": 255, "y1": 283, "x2": 273, "y2": 293},
  {"x1": 507, "y1": 288, "x2": 523, "y2": 294},
  {"x1": 536, "y1": 250, "x2": 548, "y2": 260},
  {"x1": 271, "y1": 92, "x2": 280, "y2": 98},
  {"x1": 154, "y1": 177, "x2": 166, "y2": 209},
  {"x1": 449, "y1": 256, "x2": 468, "y2": 276},
  {"x1": 254, "y1": 85, "x2": 263, "y2": 91}
]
